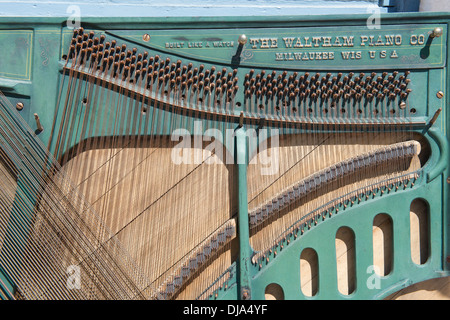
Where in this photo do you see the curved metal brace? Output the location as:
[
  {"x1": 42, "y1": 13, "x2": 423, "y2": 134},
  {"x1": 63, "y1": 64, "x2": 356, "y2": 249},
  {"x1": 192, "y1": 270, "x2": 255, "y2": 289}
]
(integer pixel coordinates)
[{"x1": 426, "y1": 127, "x2": 448, "y2": 182}]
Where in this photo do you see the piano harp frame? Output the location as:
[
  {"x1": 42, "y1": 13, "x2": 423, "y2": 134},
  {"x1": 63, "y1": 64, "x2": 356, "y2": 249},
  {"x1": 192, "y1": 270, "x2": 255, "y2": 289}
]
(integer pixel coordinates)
[{"x1": 0, "y1": 12, "x2": 448, "y2": 300}]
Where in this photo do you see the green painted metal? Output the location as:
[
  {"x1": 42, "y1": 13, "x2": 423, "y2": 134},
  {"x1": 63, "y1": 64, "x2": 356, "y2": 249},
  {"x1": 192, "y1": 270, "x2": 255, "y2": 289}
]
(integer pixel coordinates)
[
  {"x1": 0, "y1": 13, "x2": 444, "y2": 156},
  {"x1": 248, "y1": 124, "x2": 449, "y2": 299},
  {"x1": 250, "y1": 173, "x2": 447, "y2": 299},
  {"x1": 0, "y1": 11, "x2": 448, "y2": 300},
  {"x1": 445, "y1": 21, "x2": 450, "y2": 280},
  {"x1": 112, "y1": 23, "x2": 446, "y2": 70},
  {"x1": 235, "y1": 128, "x2": 252, "y2": 300}
]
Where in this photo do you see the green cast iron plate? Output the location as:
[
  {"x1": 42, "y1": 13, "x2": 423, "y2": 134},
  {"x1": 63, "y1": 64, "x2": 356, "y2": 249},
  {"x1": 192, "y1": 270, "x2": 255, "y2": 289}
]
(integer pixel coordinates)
[{"x1": 108, "y1": 23, "x2": 446, "y2": 70}]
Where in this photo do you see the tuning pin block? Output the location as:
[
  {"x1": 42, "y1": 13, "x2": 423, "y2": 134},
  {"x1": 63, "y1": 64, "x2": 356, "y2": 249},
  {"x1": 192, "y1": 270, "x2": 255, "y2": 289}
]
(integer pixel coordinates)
[{"x1": 242, "y1": 67, "x2": 413, "y2": 121}]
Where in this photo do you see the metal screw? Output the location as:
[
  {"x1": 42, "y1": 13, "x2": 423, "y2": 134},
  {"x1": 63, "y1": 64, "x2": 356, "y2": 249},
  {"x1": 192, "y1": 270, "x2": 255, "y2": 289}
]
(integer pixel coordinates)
[
  {"x1": 238, "y1": 34, "x2": 247, "y2": 45},
  {"x1": 447, "y1": 177, "x2": 450, "y2": 184},
  {"x1": 437, "y1": 91, "x2": 444, "y2": 99},
  {"x1": 34, "y1": 113, "x2": 43, "y2": 132},
  {"x1": 142, "y1": 34, "x2": 150, "y2": 42},
  {"x1": 399, "y1": 101, "x2": 406, "y2": 109},
  {"x1": 16, "y1": 102, "x2": 24, "y2": 110},
  {"x1": 242, "y1": 289, "x2": 250, "y2": 300},
  {"x1": 430, "y1": 27, "x2": 444, "y2": 38}
]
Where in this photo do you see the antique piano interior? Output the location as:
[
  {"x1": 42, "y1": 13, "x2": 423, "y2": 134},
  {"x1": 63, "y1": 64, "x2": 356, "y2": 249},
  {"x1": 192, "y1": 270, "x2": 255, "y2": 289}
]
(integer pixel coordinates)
[{"x1": 0, "y1": 0, "x2": 449, "y2": 300}]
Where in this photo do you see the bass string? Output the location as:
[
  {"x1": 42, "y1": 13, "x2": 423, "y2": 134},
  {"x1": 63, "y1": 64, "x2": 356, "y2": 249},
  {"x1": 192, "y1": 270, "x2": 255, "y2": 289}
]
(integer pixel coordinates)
[{"x1": 0, "y1": 89, "x2": 151, "y2": 298}]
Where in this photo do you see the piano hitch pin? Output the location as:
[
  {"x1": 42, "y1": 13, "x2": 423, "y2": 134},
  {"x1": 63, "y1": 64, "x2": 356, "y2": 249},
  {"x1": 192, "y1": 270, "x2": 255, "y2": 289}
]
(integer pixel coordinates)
[
  {"x1": 429, "y1": 108, "x2": 442, "y2": 126},
  {"x1": 238, "y1": 111, "x2": 244, "y2": 128},
  {"x1": 34, "y1": 113, "x2": 44, "y2": 132},
  {"x1": 238, "y1": 34, "x2": 247, "y2": 45},
  {"x1": 430, "y1": 27, "x2": 443, "y2": 38}
]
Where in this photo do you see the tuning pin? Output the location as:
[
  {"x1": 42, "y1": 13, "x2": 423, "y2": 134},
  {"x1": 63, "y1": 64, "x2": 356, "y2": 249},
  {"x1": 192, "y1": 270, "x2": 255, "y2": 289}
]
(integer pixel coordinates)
[
  {"x1": 140, "y1": 59, "x2": 148, "y2": 69},
  {"x1": 134, "y1": 69, "x2": 142, "y2": 82},
  {"x1": 121, "y1": 65, "x2": 129, "y2": 80},
  {"x1": 85, "y1": 47, "x2": 94, "y2": 61},
  {"x1": 146, "y1": 69, "x2": 154, "y2": 89}
]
